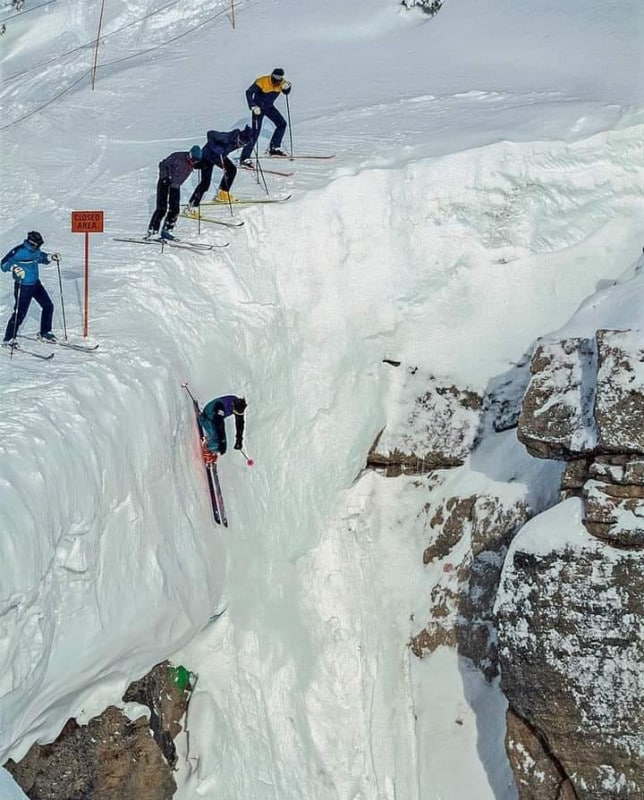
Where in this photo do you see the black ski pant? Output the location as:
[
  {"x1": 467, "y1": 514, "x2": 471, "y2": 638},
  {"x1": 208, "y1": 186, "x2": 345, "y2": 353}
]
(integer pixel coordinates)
[
  {"x1": 240, "y1": 106, "x2": 287, "y2": 162},
  {"x1": 3, "y1": 280, "x2": 54, "y2": 341},
  {"x1": 189, "y1": 155, "x2": 237, "y2": 206},
  {"x1": 149, "y1": 177, "x2": 181, "y2": 232}
]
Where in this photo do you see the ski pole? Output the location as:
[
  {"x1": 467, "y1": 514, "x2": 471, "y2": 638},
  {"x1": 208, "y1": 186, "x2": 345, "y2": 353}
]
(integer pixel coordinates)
[
  {"x1": 54, "y1": 255, "x2": 68, "y2": 341},
  {"x1": 10, "y1": 278, "x2": 22, "y2": 359},
  {"x1": 252, "y1": 145, "x2": 269, "y2": 195},
  {"x1": 285, "y1": 93, "x2": 294, "y2": 160},
  {"x1": 181, "y1": 381, "x2": 197, "y2": 404},
  {"x1": 238, "y1": 448, "x2": 255, "y2": 467}
]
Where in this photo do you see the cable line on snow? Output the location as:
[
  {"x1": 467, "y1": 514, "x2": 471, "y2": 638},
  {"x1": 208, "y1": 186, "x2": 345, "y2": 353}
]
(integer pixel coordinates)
[
  {"x1": 0, "y1": 69, "x2": 91, "y2": 129},
  {"x1": 0, "y1": 0, "x2": 188, "y2": 85},
  {"x1": 0, "y1": 0, "x2": 253, "y2": 131},
  {"x1": 0, "y1": 0, "x2": 57, "y2": 25}
]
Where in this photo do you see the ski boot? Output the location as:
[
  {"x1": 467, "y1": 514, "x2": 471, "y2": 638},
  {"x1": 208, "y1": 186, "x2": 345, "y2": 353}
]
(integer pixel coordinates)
[
  {"x1": 216, "y1": 190, "x2": 237, "y2": 203},
  {"x1": 201, "y1": 438, "x2": 218, "y2": 465},
  {"x1": 269, "y1": 147, "x2": 288, "y2": 157},
  {"x1": 38, "y1": 332, "x2": 57, "y2": 343},
  {"x1": 160, "y1": 228, "x2": 177, "y2": 241}
]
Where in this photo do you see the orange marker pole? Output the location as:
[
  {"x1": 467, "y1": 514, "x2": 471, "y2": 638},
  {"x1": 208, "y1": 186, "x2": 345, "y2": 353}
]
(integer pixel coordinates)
[
  {"x1": 83, "y1": 232, "x2": 90, "y2": 338},
  {"x1": 91, "y1": 0, "x2": 106, "y2": 90},
  {"x1": 71, "y1": 211, "x2": 104, "y2": 339}
]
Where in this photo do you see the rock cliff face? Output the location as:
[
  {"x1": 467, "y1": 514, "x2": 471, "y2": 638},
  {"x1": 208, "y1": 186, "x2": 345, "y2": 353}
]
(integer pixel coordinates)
[
  {"x1": 3, "y1": 661, "x2": 192, "y2": 800},
  {"x1": 368, "y1": 365, "x2": 482, "y2": 476},
  {"x1": 498, "y1": 328, "x2": 644, "y2": 799},
  {"x1": 371, "y1": 362, "x2": 548, "y2": 681}
]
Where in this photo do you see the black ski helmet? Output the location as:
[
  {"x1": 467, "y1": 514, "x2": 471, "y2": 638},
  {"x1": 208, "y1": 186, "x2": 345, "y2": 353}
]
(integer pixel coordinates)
[
  {"x1": 27, "y1": 230, "x2": 44, "y2": 247},
  {"x1": 271, "y1": 67, "x2": 285, "y2": 82}
]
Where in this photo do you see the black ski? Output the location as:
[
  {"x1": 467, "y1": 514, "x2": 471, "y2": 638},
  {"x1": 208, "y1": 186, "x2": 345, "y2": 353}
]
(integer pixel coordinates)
[
  {"x1": 182, "y1": 383, "x2": 228, "y2": 527},
  {"x1": 19, "y1": 334, "x2": 99, "y2": 352},
  {"x1": 113, "y1": 236, "x2": 229, "y2": 251},
  {"x1": 210, "y1": 460, "x2": 228, "y2": 527},
  {"x1": 3, "y1": 343, "x2": 54, "y2": 360}
]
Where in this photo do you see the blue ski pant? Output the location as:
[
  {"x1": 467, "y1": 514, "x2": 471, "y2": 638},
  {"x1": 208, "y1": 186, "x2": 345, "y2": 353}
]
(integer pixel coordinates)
[
  {"x1": 240, "y1": 106, "x2": 287, "y2": 162},
  {"x1": 199, "y1": 411, "x2": 227, "y2": 455},
  {"x1": 189, "y1": 155, "x2": 237, "y2": 206},
  {"x1": 3, "y1": 280, "x2": 53, "y2": 342},
  {"x1": 149, "y1": 177, "x2": 181, "y2": 232}
]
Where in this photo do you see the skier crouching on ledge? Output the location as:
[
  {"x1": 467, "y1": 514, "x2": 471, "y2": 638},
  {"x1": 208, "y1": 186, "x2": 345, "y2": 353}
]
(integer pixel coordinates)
[
  {"x1": 200, "y1": 395, "x2": 247, "y2": 458},
  {"x1": 1, "y1": 230, "x2": 61, "y2": 346}
]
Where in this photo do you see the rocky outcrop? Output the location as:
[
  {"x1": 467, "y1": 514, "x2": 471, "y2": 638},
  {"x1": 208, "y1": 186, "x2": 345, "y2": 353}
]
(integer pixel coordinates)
[
  {"x1": 496, "y1": 527, "x2": 644, "y2": 799},
  {"x1": 518, "y1": 329, "x2": 644, "y2": 549},
  {"x1": 368, "y1": 365, "x2": 482, "y2": 475},
  {"x1": 411, "y1": 491, "x2": 529, "y2": 679},
  {"x1": 4, "y1": 661, "x2": 192, "y2": 800},
  {"x1": 498, "y1": 327, "x2": 644, "y2": 798},
  {"x1": 518, "y1": 337, "x2": 597, "y2": 460}
]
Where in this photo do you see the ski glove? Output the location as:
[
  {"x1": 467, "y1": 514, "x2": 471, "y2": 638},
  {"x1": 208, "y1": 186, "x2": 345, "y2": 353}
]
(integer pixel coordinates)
[
  {"x1": 251, "y1": 105, "x2": 261, "y2": 116},
  {"x1": 234, "y1": 439, "x2": 243, "y2": 450},
  {"x1": 51, "y1": 253, "x2": 61, "y2": 263},
  {"x1": 281, "y1": 80, "x2": 291, "y2": 91},
  {"x1": 12, "y1": 266, "x2": 25, "y2": 280}
]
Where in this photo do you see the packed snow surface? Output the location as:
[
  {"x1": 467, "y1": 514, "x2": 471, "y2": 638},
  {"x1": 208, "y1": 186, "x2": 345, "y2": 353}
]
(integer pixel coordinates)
[{"x1": 0, "y1": 0, "x2": 643, "y2": 797}]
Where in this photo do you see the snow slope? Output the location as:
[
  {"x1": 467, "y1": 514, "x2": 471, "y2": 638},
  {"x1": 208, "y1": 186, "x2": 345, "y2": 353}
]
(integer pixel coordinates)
[{"x1": 0, "y1": 0, "x2": 643, "y2": 796}]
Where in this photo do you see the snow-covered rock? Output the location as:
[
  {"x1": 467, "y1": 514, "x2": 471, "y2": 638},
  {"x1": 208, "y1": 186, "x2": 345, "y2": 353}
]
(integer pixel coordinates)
[{"x1": 496, "y1": 501, "x2": 644, "y2": 799}]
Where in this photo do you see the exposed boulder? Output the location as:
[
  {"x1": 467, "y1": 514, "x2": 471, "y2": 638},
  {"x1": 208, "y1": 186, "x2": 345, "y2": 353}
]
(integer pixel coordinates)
[
  {"x1": 496, "y1": 505, "x2": 644, "y2": 800},
  {"x1": 368, "y1": 366, "x2": 482, "y2": 476},
  {"x1": 4, "y1": 662, "x2": 192, "y2": 800},
  {"x1": 594, "y1": 329, "x2": 644, "y2": 453},
  {"x1": 517, "y1": 329, "x2": 644, "y2": 548},
  {"x1": 411, "y1": 490, "x2": 529, "y2": 679},
  {"x1": 517, "y1": 338, "x2": 597, "y2": 460}
]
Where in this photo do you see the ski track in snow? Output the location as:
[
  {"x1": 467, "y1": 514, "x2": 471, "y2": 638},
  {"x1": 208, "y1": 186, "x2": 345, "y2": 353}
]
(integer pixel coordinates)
[{"x1": 0, "y1": 0, "x2": 643, "y2": 796}]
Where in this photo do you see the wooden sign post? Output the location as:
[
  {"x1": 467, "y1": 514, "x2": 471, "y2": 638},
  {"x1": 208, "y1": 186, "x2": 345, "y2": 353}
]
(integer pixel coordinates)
[{"x1": 71, "y1": 211, "x2": 104, "y2": 338}]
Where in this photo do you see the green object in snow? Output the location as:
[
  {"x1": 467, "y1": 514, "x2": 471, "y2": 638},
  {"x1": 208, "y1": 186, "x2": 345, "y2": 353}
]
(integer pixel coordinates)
[{"x1": 169, "y1": 664, "x2": 191, "y2": 692}]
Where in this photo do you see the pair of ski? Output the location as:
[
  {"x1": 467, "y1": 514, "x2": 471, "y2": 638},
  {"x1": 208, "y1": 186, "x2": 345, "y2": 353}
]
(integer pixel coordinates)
[
  {"x1": 4, "y1": 335, "x2": 99, "y2": 360},
  {"x1": 179, "y1": 196, "x2": 290, "y2": 229},
  {"x1": 183, "y1": 383, "x2": 228, "y2": 527},
  {"x1": 239, "y1": 152, "x2": 335, "y2": 178},
  {"x1": 113, "y1": 236, "x2": 229, "y2": 252}
]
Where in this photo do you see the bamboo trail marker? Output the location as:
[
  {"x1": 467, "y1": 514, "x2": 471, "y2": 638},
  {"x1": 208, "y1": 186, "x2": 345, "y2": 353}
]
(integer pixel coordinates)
[{"x1": 71, "y1": 211, "x2": 104, "y2": 338}]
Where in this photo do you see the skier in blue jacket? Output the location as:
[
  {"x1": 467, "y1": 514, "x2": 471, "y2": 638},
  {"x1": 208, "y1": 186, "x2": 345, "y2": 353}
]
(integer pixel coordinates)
[
  {"x1": 187, "y1": 126, "x2": 254, "y2": 208},
  {"x1": 200, "y1": 395, "x2": 247, "y2": 457},
  {"x1": 239, "y1": 68, "x2": 292, "y2": 167},
  {"x1": 1, "y1": 231, "x2": 61, "y2": 345}
]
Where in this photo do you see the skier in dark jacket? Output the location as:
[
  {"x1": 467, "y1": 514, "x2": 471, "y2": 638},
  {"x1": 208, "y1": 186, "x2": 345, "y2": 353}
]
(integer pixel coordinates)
[
  {"x1": 200, "y1": 395, "x2": 247, "y2": 457},
  {"x1": 1, "y1": 231, "x2": 60, "y2": 345},
  {"x1": 239, "y1": 68, "x2": 292, "y2": 167},
  {"x1": 187, "y1": 127, "x2": 254, "y2": 208},
  {"x1": 148, "y1": 146, "x2": 203, "y2": 239}
]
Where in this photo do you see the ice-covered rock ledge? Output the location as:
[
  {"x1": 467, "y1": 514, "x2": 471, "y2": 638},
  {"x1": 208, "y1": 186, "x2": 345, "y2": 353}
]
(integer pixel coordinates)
[{"x1": 496, "y1": 325, "x2": 644, "y2": 798}]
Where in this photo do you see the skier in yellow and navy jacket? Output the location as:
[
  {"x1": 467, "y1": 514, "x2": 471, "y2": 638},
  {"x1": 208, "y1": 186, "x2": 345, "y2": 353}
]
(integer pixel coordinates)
[{"x1": 239, "y1": 67, "x2": 292, "y2": 165}]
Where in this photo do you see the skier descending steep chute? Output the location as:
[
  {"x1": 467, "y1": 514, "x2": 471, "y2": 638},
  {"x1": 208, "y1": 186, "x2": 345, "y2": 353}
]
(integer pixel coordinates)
[
  {"x1": 200, "y1": 394, "x2": 247, "y2": 458},
  {"x1": 183, "y1": 383, "x2": 229, "y2": 527},
  {"x1": 183, "y1": 386, "x2": 253, "y2": 527}
]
